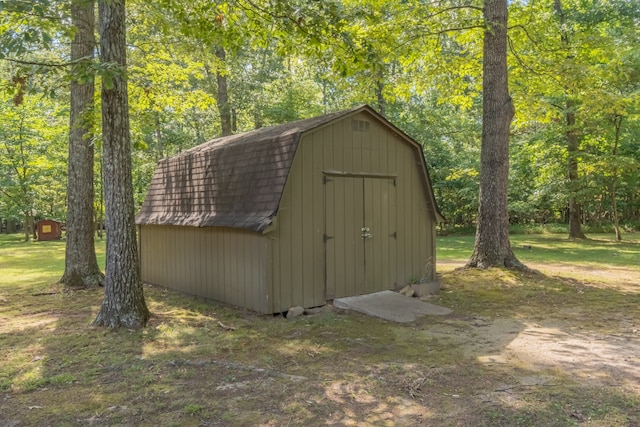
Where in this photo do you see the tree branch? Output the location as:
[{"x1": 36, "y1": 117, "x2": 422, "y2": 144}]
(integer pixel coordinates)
[{"x1": 1, "y1": 55, "x2": 92, "y2": 68}]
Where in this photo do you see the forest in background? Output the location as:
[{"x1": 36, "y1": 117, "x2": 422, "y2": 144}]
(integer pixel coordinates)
[{"x1": 1, "y1": 0, "x2": 639, "y2": 236}]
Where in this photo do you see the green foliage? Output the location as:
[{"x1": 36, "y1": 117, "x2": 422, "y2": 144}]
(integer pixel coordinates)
[
  {"x1": 0, "y1": 0, "x2": 638, "y2": 228},
  {"x1": 0, "y1": 71, "x2": 67, "y2": 222}
]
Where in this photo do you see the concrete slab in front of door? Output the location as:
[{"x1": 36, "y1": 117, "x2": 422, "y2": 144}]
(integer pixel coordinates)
[{"x1": 333, "y1": 290, "x2": 452, "y2": 323}]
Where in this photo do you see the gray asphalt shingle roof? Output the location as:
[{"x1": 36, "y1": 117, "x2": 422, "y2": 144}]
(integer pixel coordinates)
[
  {"x1": 135, "y1": 105, "x2": 443, "y2": 231},
  {"x1": 135, "y1": 108, "x2": 353, "y2": 231}
]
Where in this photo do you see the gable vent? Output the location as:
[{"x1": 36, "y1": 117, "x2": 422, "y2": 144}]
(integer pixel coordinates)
[{"x1": 352, "y1": 119, "x2": 370, "y2": 132}]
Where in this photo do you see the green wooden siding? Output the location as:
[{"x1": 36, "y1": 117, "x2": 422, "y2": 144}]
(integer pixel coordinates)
[
  {"x1": 139, "y1": 224, "x2": 270, "y2": 313},
  {"x1": 139, "y1": 110, "x2": 436, "y2": 314},
  {"x1": 268, "y1": 112, "x2": 436, "y2": 313}
]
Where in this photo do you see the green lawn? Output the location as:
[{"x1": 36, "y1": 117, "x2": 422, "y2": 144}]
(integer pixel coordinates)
[
  {"x1": 1, "y1": 232, "x2": 639, "y2": 426},
  {"x1": 0, "y1": 234, "x2": 105, "y2": 290},
  {"x1": 437, "y1": 232, "x2": 640, "y2": 267}
]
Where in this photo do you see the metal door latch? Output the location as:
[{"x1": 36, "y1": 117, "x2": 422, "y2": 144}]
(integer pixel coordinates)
[{"x1": 361, "y1": 227, "x2": 372, "y2": 239}]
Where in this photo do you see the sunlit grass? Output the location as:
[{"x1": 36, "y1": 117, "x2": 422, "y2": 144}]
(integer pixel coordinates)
[
  {"x1": 437, "y1": 232, "x2": 640, "y2": 269},
  {"x1": 0, "y1": 234, "x2": 106, "y2": 290},
  {"x1": 1, "y1": 232, "x2": 639, "y2": 425}
]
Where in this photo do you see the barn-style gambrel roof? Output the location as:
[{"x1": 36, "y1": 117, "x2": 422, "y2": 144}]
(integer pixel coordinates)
[{"x1": 135, "y1": 105, "x2": 442, "y2": 232}]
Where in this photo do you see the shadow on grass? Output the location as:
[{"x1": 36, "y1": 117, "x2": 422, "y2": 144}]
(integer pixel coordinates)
[{"x1": 2, "y1": 260, "x2": 640, "y2": 425}]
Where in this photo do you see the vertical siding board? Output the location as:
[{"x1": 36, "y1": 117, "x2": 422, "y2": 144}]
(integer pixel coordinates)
[
  {"x1": 232, "y1": 232, "x2": 241, "y2": 308},
  {"x1": 183, "y1": 227, "x2": 190, "y2": 293},
  {"x1": 301, "y1": 140, "x2": 315, "y2": 308},
  {"x1": 335, "y1": 119, "x2": 348, "y2": 171},
  {"x1": 203, "y1": 228, "x2": 209, "y2": 298},
  {"x1": 400, "y1": 148, "x2": 412, "y2": 282},
  {"x1": 312, "y1": 133, "x2": 325, "y2": 306},
  {"x1": 144, "y1": 226, "x2": 150, "y2": 284},
  {"x1": 139, "y1": 227, "x2": 147, "y2": 283},
  {"x1": 251, "y1": 234, "x2": 262, "y2": 312},
  {"x1": 163, "y1": 225, "x2": 169, "y2": 286},
  {"x1": 204, "y1": 228, "x2": 213, "y2": 300},
  {"x1": 290, "y1": 155, "x2": 304, "y2": 308},
  {"x1": 412, "y1": 164, "x2": 422, "y2": 278},
  {"x1": 384, "y1": 136, "x2": 397, "y2": 286},
  {"x1": 147, "y1": 227, "x2": 154, "y2": 284},
  {"x1": 388, "y1": 181, "x2": 398, "y2": 287},
  {"x1": 197, "y1": 228, "x2": 204, "y2": 298},
  {"x1": 235, "y1": 231, "x2": 245, "y2": 308},
  {"x1": 255, "y1": 237, "x2": 266, "y2": 313},
  {"x1": 216, "y1": 229, "x2": 225, "y2": 302},
  {"x1": 364, "y1": 179, "x2": 375, "y2": 291},
  {"x1": 171, "y1": 226, "x2": 179, "y2": 290},
  {"x1": 174, "y1": 226, "x2": 181, "y2": 291},
  {"x1": 339, "y1": 178, "x2": 352, "y2": 297},
  {"x1": 380, "y1": 180, "x2": 391, "y2": 290},
  {"x1": 160, "y1": 226, "x2": 167, "y2": 286},
  {"x1": 185, "y1": 227, "x2": 191, "y2": 295},
  {"x1": 353, "y1": 120, "x2": 363, "y2": 173},
  {"x1": 265, "y1": 237, "x2": 273, "y2": 313},
  {"x1": 223, "y1": 229, "x2": 233, "y2": 305},
  {"x1": 279, "y1": 198, "x2": 293, "y2": 310},
  {"x1": 271, "y1": 227, "x2": 282, "y2": 312},
  {"x1": 165, "y1": 226, "x2": 171, "y2": 285},
  {"x1": 189, "y1": 227, "x2": 197, "y2": 295},
  {"x1": 361, "y1": 120, "x2": 372, "y2": 173},
  {"x1": 324, "y1": 181, "x2": 335, "y2": 300},
  {"x1": 236, "y1": 233, "x2": 246, "y2": 307}
]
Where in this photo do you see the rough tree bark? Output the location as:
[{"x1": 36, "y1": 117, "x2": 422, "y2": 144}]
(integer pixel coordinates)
[
  {"x1": 566, "y1": 105, "x2": 586, "y2": 239},
  {"x1": 93, "y1": 0, "x2": 150, "y2": 328},
  {"x1": 467, "y1": 0, "x2": 524, "y2": 269},
  {"x1": 215, "y1": 46, "x2": 232, "y2": 137},
  {"x1": 611, "y1": 114, "x2": 622, "y2": 241},
  {"x1": 554, "y1": 0, "x2": 586, "y2": 239},
  {"x1": 60, "y1": 0, "x2": 105, "y2": 288}
]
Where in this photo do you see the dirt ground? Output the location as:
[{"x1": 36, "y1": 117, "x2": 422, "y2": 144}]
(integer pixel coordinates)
[
  {"x1": 437, "y1": 260, "x2": 640, "y2": 389},
  {"x1": 2, "y1": 259, "x2": 640, "y2": 426}
]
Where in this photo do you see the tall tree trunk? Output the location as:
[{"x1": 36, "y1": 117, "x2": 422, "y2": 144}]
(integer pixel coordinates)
[
  {"x1": 376, "y1": 77, "x2": 386, "y2": 118},
  {"x1": 611, "y1": 114, "x2": 622, "y2": 241},
  {"x1": 565, "y1": 103, "x2": 585, "y2": 239},
  {"x1": 154, "y1": 110, "x2": 163, "y2": 161},
  {"x1": 23, "y1": 210, "x2": 31, "y2": 242},
  {"x1": 94, "y1": 0, "x2": 149, "y2": 329},
  {"x1": 554, "y1": 0, "x2": 586, "y2": 239},
  {"x1": 467, "y1": 0, "x2": 523, "y2": 269},
  {"x1": 61, "y1": 0, "x2": 104, "y2": 288},
  {"x1": 215, "y1": 47, "x2": 232, "y2": 136}
]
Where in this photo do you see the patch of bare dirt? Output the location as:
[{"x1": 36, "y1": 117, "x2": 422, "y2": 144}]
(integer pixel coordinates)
[{"x1": 434, "y1": 260, "x2": 640, "y2": 394}]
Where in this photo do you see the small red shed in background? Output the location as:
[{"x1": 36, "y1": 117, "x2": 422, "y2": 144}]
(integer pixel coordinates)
[{"x1": 37, "y1": 220, "x2": 62, "y2": 241}]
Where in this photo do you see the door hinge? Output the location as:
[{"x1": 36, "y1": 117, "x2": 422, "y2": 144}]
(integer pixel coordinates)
[
  {"x1": 323, "y1": 234, "x2": 334, "y2": 242},
  {"x1": 390, "y1": 231, "x2": 397, "y2": 239},
  {"x1": 323, "y1": 176, "x2": 333, "y2": 184}
]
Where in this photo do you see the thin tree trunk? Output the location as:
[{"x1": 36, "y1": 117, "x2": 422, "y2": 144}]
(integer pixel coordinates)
[
  {"x1": 611, "y1": 114, "x2": 622, "y2": 241},
  {"x1": 94, "y1": 0, "x2": 149, "y2": 329},
  {"x1": 566, "y1": 106, "x2": 586, "y2": 239},
  {"x1": 23, "y1": 211, "x2": 30, "y2": 242},
  {"x1": 154, "y1": 110, "x2": 163, "y2": 161},
  {"x1": 467, "y1": 0, "x2": 523, "y2": 269},
  {"x1": 31, "y1": 211, "x2": 36, "y2": 240},
  {"x1": 61, "y1": 0, "x2": 104, "y2": 288},
  {"x1": 215, "y1": 47, "x2": 232, "y2": 137},
  {"x1": 554, "y1": 0, "x2": 585, "y2": 239},
  {"x1": 376, "y1": 76, "x2": 386, "y2": 118}
]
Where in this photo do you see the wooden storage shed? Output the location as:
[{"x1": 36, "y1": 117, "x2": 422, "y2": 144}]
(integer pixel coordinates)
[
  {"x1": 136, "y1": 105, "x2": 443, "y2": 314},
  {"x1": 36, "y1": 219, "x2": 62, "y2": 241}
]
